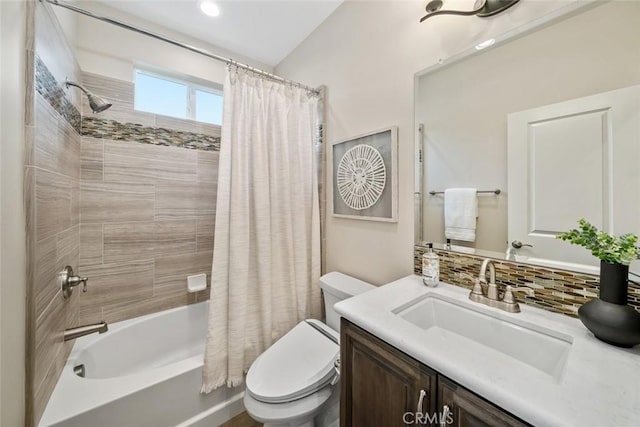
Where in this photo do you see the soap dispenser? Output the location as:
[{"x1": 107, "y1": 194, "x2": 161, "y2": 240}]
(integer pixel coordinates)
[{"x1": 422, "y1": 243, "x2": 440, "y2": 287}]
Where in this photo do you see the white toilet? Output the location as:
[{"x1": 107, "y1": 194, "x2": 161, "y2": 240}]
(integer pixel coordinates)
[{"x1": 243, "y1": 272, "x2": 374, "y2": 427}]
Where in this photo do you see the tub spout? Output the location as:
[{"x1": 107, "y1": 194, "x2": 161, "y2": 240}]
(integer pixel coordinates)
[{"x1": 64, "y1": 321, "x2": 108, "y2": 341}]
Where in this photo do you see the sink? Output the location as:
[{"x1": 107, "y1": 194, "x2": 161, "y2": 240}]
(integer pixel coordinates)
[{"x1": 394, "y1": 295, "x2": 572, "y2": 378}]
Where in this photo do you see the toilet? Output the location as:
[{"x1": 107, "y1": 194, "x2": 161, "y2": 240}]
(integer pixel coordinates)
[{"x1": 243, "y1": 272, "x2": 374, "y2": 427}]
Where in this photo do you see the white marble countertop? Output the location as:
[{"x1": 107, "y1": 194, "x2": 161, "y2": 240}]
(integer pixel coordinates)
[{"x1": 334, "y1": 275, "x2": 640, "y2": 427}]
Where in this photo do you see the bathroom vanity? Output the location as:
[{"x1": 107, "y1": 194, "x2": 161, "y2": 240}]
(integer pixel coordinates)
[
  {"x1": 335, "y1": 275, "x2": 640, "y2": 427},
  {"x1": 341, "y1": 318, "x2": 526, "y2": 426}
]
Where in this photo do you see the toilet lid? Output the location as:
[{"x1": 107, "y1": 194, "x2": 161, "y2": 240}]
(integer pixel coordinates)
[{"x1": 246, "y1": 319, "x2": 339, "y2": 404}]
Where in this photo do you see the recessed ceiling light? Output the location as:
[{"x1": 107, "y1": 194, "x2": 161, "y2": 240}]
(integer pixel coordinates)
[
  {"x1": 475, "y1": 38, "x2": 495, "y2": 50},
  {"x1": 199, "y1": 0, "x2": 220, "y2": 17}
]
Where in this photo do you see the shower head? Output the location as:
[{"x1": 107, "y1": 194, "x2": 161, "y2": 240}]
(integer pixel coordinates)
[
  {"x1": 65, "y1": 79, "x2": 113, "y2": 114},
  {"x1": 86, "y1": 93, "x2": 112, "y2": 114}
]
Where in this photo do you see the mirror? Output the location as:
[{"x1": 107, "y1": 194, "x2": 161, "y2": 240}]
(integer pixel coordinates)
[{"x1": 415, "y1": 1, "x2": 640, "y2": 273}]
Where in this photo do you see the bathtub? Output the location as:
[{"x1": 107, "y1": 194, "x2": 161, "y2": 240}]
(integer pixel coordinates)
[{"x1": 39, "y1": 302, "x2": 245, "y2": 427}]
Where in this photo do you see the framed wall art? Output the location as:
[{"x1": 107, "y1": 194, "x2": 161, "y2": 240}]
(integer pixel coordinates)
[{"x1": 331, "y1": 126, "x2": 398, "y2": 222}]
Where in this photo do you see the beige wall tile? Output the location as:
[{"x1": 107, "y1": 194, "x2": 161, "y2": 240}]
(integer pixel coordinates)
[
  {"x1": 83, "y1": 95, "x2": 156, "y2": 127},
  {"x1": 80, "y1": 224, "x2": 103, "y2": 267},
  {"x1": 57, "y1": 119, "x2": 81, "y2": 180},
  {"x1": 34, "y1": 236, "x2": 57, "y2": 320},
  {"x1": 80, "y1": 259, "x2": 154, "y2": 307},
  {"x1": 56, "y1": 225, "x2": 80, "y2": 274},
  {"x1": 103, "y1": 140, "x2": 197, "y2": 183},
  {"x1": 197, "y1": 150, "x2": 219, "y2": 184},
  {"x1": 33, "y1": 95, "x2": 59, "y2": 169},
  {"x1": 34, "y1": 291, "x2": 65, "y2": 399},
  {"x1": 102, "y1": 220, "x2": 196, "y2": 264},
  {"x1": 78, "y1": 289, "x2": 104, "y2": 325},
  {"x1": 201, "y1": 123, "x2": 222, "y2": 138},
  {"x1": 35, "y1": 169, "x2": 72, "y2": 241},
  {"x1": 155, "y1": 181, "x2": 216, "y2": 220},
  {"x1": 80, "y1": 181, "x2": 154, "y2": 223},
  {"x1": 102, "y1": 291, "x2": 195, "y2": 324},
  {"x1": 82, "y1": 72, "x2": 134, "y2": 104},
  {"x1": 196, "y1": 215, "x2": 215, "y2": 253},
  {"x1": 196, "y1": 288, "x2": 211, "y2": 302},
  {"x1": 156, "y1": 115, "x2": 205, "y2": 134},
  {"x1": 71, "y1": 179, "x2": 80, "y2": 227},
  {"x1": 154, "y1": 250, "x2": 213, "y2": 296},
  {"x1": 80, "y1": 137, "x2": 103, "y2": 181}
]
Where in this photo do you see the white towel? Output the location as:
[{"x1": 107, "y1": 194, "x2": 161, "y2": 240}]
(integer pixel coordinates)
[{"x1": 444, "y1": 188, "x2": 478, "y2": 242}]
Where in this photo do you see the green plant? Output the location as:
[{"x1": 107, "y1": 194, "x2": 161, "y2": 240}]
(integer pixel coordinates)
[{"x1": 557, "y1": 219, "x2": 639, "y2": 265}]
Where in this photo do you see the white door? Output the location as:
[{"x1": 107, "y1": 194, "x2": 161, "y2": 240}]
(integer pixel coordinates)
[{"x1": 508, "y1": 85, "x2": 640, "y2": 269}]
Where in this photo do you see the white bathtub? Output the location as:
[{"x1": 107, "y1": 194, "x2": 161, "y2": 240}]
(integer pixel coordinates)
[{"x1": 40, "y1": 302, "x2": 245, "y2": 427}]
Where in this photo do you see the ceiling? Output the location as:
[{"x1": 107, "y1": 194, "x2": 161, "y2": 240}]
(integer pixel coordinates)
[{"x1": 93, "y1": 0, "x2": 343, "y2": 67}]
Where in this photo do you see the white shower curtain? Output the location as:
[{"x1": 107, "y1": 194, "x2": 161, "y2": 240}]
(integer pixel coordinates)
[{"x1": 201, "y1": 67, "x2": 322, "y2": 393}]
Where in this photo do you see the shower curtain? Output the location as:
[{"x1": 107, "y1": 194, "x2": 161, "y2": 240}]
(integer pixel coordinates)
[{"x1": 202, "y1": 66, "x2": 322, "y2": 392}]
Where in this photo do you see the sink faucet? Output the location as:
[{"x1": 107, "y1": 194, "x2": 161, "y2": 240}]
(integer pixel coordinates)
[
  {"x1": 64, "y1": 321, "x2": 108, "y2": 341},
  {"x1": 469, "y1": 258, "x2": 534, "y2": 313}
]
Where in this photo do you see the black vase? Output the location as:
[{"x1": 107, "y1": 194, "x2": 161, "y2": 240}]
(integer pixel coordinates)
[{"x1": 578, "y1": 261, "x2": 640, "y2": 348}]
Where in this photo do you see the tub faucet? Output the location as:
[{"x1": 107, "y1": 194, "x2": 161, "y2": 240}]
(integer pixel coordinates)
[{"x1": 64, "y1": 321, "x2": 108, "y2": 341}]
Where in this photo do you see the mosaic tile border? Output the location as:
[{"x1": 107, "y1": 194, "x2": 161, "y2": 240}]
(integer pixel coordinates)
[
  {"x1": 82, "y1": 117, "x2": 221, "y2": 152},
  {"x1": 34, "y1": 55, "x2": 82, "y2": 133},
  {"x1": 414, "y1": 245, "x2": 640, "y2": 318}
]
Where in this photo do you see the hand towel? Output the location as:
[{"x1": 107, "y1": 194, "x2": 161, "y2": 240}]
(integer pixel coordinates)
[{"x1": 444, "y1": 188, "x2": 478, "y2": 242}]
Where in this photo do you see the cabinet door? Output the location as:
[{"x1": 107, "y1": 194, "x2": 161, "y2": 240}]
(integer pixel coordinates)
[
  {"x1": 341, "y1": 319, "x2": 437, "y2": 427},
  {"x1": 437, "y1": 376, "x2": 529, "y2": 427}
]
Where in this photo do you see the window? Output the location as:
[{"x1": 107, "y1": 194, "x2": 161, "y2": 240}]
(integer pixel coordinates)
[{"x1": 134, "y1": 70, "x2": 223, "y2": 125}]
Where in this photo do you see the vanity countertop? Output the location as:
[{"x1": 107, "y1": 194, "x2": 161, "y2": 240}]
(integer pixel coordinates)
[{"x1": 334, "y1": 275, "x2": 640, "y2": 427}]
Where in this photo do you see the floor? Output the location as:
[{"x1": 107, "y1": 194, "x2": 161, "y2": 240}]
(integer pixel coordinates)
[{"x1": 220, "y1": 411, "x2": 262, "y2": 427}]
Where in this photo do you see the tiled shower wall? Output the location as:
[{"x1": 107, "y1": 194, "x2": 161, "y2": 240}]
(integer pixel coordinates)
[
  {"x1": 78, "y1": 72, "x2": 221, "y2": 324},
  {"x1": 414, "y1": 245, "x2": 640, "y2": 317},
  {"x1": 25, "y1": 2, "x2": 82, "y2": 425}
]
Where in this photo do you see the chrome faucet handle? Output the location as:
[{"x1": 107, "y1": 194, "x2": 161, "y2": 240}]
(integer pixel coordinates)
[
  {"x1": 503, "y1": 285, "x2": 535, "y2": 304},
  {"x1": 61, "y1": 266, "x2": 89, "y2": 299}
]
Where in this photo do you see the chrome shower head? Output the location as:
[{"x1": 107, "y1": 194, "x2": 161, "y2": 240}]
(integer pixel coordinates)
[
  {"x1": 87, "y1": 94, "x2": 112, "y2": 114},
  {"x1": 65, "y1": 79, "x2": 113, "y2": 114}
]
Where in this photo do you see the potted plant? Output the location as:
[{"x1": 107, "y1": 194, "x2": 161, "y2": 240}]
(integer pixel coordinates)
[{"x1": 558, "y1": 219, "x2": 640, "y2": 347}]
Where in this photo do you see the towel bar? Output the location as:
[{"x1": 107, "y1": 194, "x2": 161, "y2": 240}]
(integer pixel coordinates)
[{"x1": 428, "y1": 189, "x2": 501, "y2": 195}]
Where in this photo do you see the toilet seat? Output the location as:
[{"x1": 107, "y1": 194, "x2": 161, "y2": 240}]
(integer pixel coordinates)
[{"x1": 246, "y1": 319, "x2": 339, "y2": 404}]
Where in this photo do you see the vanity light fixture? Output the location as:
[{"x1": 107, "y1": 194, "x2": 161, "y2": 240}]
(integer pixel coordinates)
[
  {"x1": 420, "y1": 0, "x2": 520, "y2": 22},
  {"x1": 199, "y1": 0, "x2": 220, "y2": 17},
  {"x1": 475, "y1": 38, "x2": 496, "y2": 50}
]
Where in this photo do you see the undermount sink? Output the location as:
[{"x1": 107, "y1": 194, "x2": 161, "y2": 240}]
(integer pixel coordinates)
[{"x1": 393, "y1": 295, "x2": 573, "y2": 379}]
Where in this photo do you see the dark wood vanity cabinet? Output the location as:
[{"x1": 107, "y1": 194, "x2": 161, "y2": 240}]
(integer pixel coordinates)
[
  {"x1": 437, "y1": 377, "x2": 528, "y2": 427},
  {"x1": 340, "y1": 319, "x2": 529, "y2": 427}
]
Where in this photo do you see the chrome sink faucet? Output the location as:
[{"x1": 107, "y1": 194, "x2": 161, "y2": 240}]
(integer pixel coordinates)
[{"x1": 468, "y1": 259, "x2": 534, "y2": 313}]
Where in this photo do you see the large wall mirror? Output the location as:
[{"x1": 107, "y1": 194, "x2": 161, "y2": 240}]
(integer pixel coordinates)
[{"x1": 415, "y1": 0, "x2": 640, "y2": 273}]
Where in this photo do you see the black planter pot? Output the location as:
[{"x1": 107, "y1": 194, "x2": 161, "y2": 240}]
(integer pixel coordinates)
[{"x1": 578, "y1": 261, "x2": 640, "y2": 348}]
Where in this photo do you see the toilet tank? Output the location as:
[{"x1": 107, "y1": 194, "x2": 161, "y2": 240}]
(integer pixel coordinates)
[{"x1": 320, "y1": 272, "x2": 374, "y2": 332}]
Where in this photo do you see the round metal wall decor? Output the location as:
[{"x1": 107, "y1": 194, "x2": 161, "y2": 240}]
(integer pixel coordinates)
[{"x1": 336, "y1": 144, "x2": 386, "y2": 210}]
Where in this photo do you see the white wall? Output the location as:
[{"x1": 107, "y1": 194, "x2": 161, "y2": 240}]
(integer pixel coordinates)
[
  {"x1": 70, "y1": 1, "x2": 273, "y2": 85},
  {"x1": 0, "y1": 0, "x2": 27, "y2": 425},
  {"x1": 275, "y1": 0, "x2": 588, "y2": 285}
]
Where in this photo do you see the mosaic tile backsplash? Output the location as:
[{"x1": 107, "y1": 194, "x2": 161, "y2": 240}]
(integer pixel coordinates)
[
  {"x1": 414, "y1": 245, "x2": 640, "y2": 317},
  {"x1": 82, "y1": 117, "x2": 221, "y2": 151},
  {"x1": 34, "y1": 55, "x2": 82, "y2": 133}
]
